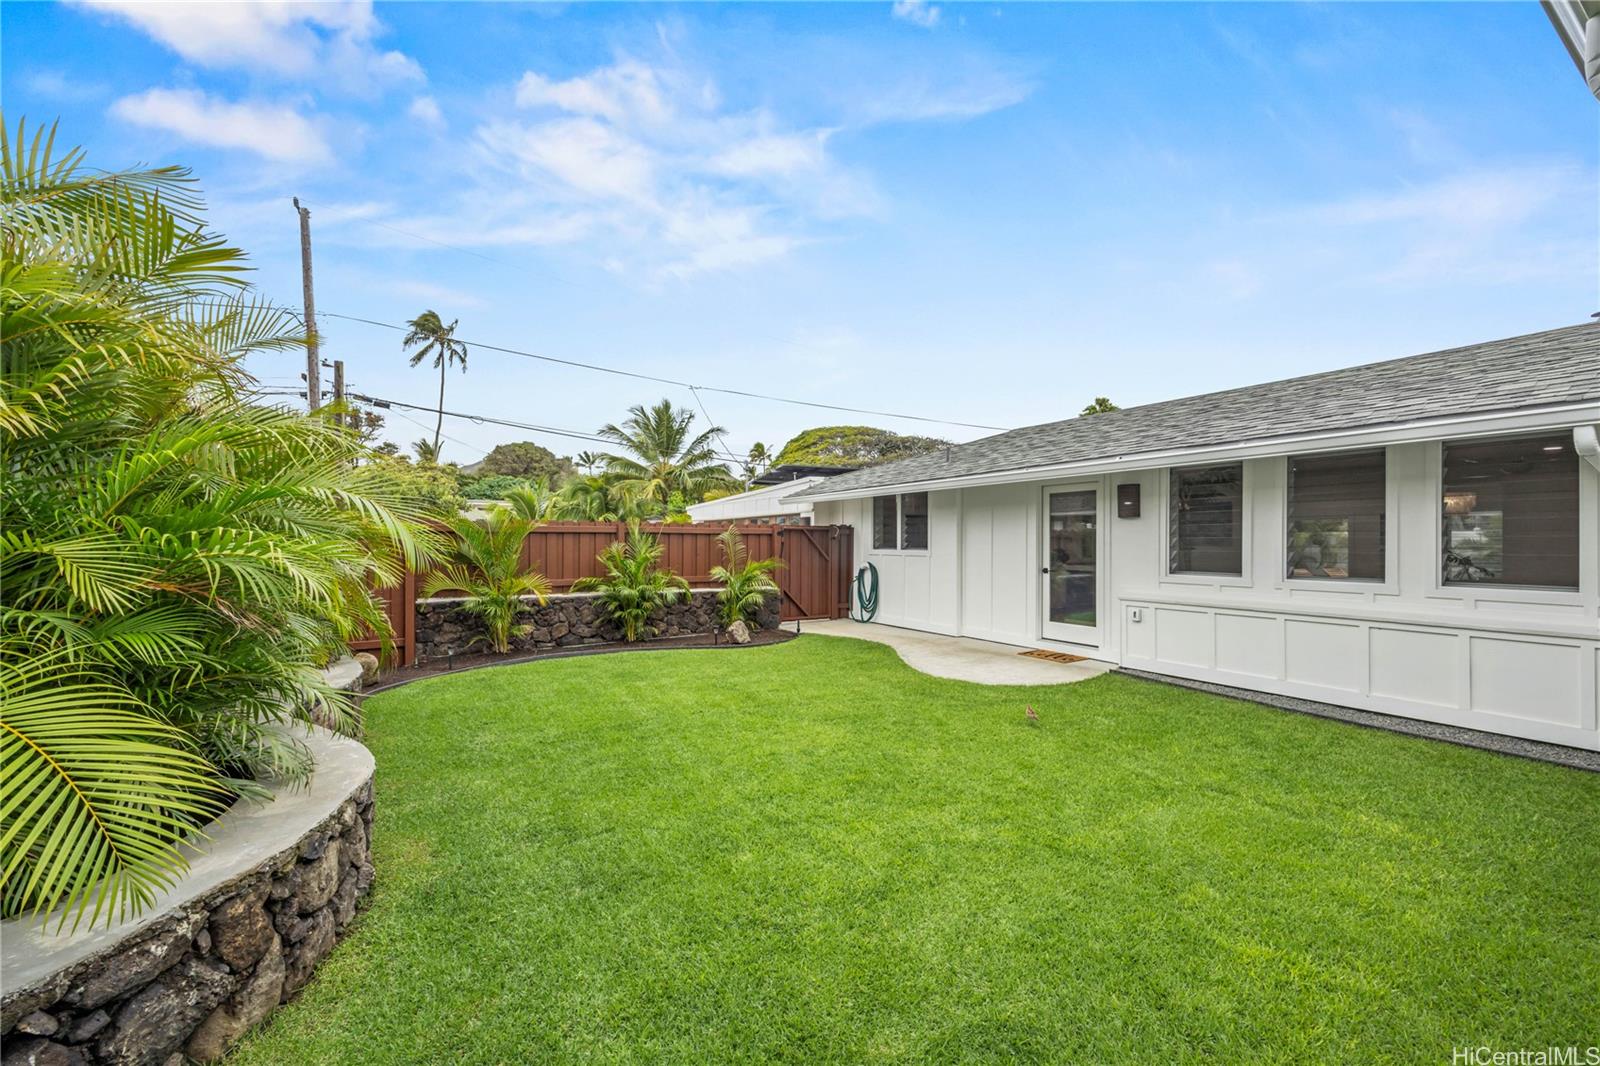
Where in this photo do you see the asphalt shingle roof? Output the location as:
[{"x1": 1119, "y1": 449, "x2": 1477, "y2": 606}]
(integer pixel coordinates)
[{"x1": 797, "y1": 324, "x2": 1600, "y2": 498}]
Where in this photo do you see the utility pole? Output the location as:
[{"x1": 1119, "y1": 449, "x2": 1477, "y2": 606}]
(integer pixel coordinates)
[
  {"x1": 292, "y1": 197, "x2": 320, "y2": 412},
  {"x1": 332, "y1": 359, "x2": 346, "y2": 430}
]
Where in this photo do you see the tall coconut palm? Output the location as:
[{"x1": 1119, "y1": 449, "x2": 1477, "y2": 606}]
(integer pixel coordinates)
[
  {"x1": 742, "y1": 441, "x2": 771, "y2": 486},
  {"x1": 595, "y1": 399, "x2": 735, "y2": 507},
  {"x1": 412, "y1": 437, "x2": 442, "y2": 464},
  {"x1": 403, "y1": 310, "x2": 467, "y2": 460}
]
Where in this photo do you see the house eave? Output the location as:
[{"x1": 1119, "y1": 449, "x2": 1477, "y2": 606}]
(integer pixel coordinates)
[{"x1": 800, "y1": 400, "x2": 1600, "y2": 502}]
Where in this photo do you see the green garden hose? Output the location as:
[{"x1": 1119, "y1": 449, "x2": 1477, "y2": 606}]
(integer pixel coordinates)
[{"x1": 850, "y1": 562, "x2": 879, "y2": 623}]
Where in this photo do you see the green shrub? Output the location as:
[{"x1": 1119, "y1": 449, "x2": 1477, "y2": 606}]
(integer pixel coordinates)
[
  {"x1": 460, "y1": 473, "x2": 530, "y2": 499},
  {"x1": 422, "y1": 509, "x2": 552, "y2": 654},
  {"x1": 709, "y1": 527, "x2": 782, "y2": 628},
  {"x1": 0, "y1": 120, "x2": 435, "y2": 927},
  {"x1": 571, "y1": 522, "x2": 689, "y2": 642}
]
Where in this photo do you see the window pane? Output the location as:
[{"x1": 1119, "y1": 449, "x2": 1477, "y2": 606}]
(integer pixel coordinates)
[
  {"x1": 901, "y1": 492, "x2": 929, "y2": 550},
  {"x1": 1442, "y1": 434, "x2": 1578, "y2": 589},
  {"x1": 1287, "y1": 450, "x2": 1386, "y2": 580},
  {"x1": 872, "y1": 495, "x2": 897, "y2": 550},
  {"x1": 1170, "y1": 464, "x2": 1243, "y2": 575}
]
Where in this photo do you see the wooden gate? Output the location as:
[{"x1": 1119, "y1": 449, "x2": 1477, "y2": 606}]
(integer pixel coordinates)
[{"x1": 776, "y1": 524, "x2": 853, "y2": 621}]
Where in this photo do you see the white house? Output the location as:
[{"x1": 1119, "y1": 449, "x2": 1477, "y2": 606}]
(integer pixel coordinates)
[
  {"x1": 686, "y1": 477, "x2": 826, "y2": 525},
  {"x1": 687, "y1": 464, "x2": 853, "y2": 524},
  {"x1": 797, "y1": 324, "x2": 1600, "y2": 751}
]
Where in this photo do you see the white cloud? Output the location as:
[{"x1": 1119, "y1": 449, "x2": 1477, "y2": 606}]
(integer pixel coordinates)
[
  {"x1": 892, "y1": 0, "x2": 942, "y2": 29},
  {"x1": 109, "y1": 88, "x2": 331, "y2": 165},
  {"x1": 708, "y1": 131, "x2": 832, "y2": 178},
  {"x1": 515, "y1": 61, "x2": 674, "y2": 127},
  {"x1": 857, "y1": 69, "x2": 1033, "y2": 123},
  {"x1": 408, "y1": 95, "x2": 445, "y2": 129},
  {"x1": 387, "y1": 279, "x2": 488, "y2": 310},
  {"x1": 362, "y1": 44, "x2": 1021, "y2": 280},
  {"x1": 464, "y1": 57, "x2": 877, "y2": 278},
  {"x1": 484, "y1": 116, "x2": 659, "y2": 204},
  {"x1": 70, "y1": 0, "x2": 421, "y2": 92},
  {"x1": 1311, "y1": 165, "x2": 1569, "y2": 231}
]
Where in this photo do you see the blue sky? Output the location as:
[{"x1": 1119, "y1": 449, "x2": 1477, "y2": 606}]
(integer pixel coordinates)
[{"x1": 5, "y1": 1, "x2": 1596, "y2": 464}]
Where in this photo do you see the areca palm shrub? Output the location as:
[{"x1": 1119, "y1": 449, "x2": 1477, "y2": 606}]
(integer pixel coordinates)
[
  {"x1": 0, "y1": 120, "x2": 435, "y2": 927},
  {"x1": 572, "y1": 522, "x2": 690, "y2": 642},
  {"x1": 422, "y1": 509, "x2": 552, "y2": 654},
  {"x1": 708, "y1": 527, "x2": 782, "y2": 628}
]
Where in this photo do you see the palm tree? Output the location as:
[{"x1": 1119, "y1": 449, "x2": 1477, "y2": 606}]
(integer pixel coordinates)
[
  {"x1": 0, "y1": 119, "x2": 436, "y2": 927},
  {"x1": 501, "y1": 479, "x2": 560, "y2": 524},
  {"x1": 595, "y1": 399, "x2": 735, "y2": 507},
  {"x1": 742, "y1": 442, "x2": 771, "y2": 486},
  {"x1": 709, "y1": 527, "x2": 783, "y2": 627},
  {"x1": 412, "y1": 437, "x2": 442, "y2": 464},
  {"x1": 571, "y1": 522, "x2": 690, "y2": 642},
  {"x1": 421, "y1": 509, "x2": 551, "y2": 654},
  {"x1": 403, "y1": 310, "x2": 468, "y2": 460}
]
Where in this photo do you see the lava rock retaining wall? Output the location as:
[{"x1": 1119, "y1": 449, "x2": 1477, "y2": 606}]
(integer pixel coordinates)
[
  {"x1": 415, "y1": 588, "x2": 779, "y2": 661},
  {"x1": 1, "y1": 741, "x2": 374, "y2": 1066}
]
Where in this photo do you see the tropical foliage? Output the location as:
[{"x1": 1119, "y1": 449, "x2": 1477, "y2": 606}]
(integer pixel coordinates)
[
  {"x1": 571, "y1": 522, "x2": 689, "y2": 642},
  {"x1": 1080, "y1": 396, "x2": 1120, "y2": 416},
  {"x1": 403, "y1": 309, "x2": 467, "y2": 460},
  {"x1": 708, "y1": 527, "x2": 782, "y2": 627},
  {"x1": 0, "y1": 119, "x2": 434, "y2": 927},
  {"x1": 422, "y1": 510, "x2": 551, "y2": 654},
  {"x1": 475, "y1": 440, "x2": 576, "y2": 485},
  {"x1": 595, "y1": 399, "x2": 736, "y2": 507},
  {"x1": 773, "y1": 425, "x2": 950, "y2": 468},
  {"x1": 501, "y1": 480, "x2": 562, "y2": 524}
]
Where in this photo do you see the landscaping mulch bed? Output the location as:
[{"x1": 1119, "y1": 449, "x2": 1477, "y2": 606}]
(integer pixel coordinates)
[{"x1": 365, "y1": 626, "x2": 795, "y2": 694}]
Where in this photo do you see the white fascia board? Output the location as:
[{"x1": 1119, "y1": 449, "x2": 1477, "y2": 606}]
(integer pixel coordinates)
[{"x1": 801, "y1": 401, "x2": 1600, "y2": 501}]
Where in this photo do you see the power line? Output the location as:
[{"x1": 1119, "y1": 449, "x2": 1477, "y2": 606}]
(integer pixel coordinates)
[{"x1": 312, "y1": 310, "x2": 1008, "y2": 432}]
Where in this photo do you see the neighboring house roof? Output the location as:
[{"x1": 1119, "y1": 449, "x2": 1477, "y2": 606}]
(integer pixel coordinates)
[
  {"x1": 796, "y1": 323, "x2": 1600, "y2": 499},
  {"x1": 1544, "y1": 0, "x2": 1600, "y2": 98},
  {"x1": 752, "y1": 463, "x2": 854, "y2": 485},
  {"x1": 686, "y1": 477, "x2": 825, "y2": 520}
]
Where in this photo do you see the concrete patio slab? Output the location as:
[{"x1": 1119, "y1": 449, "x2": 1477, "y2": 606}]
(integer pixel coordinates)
[{"x1": 791, "y1": 619, "x2": 1113, "y2": 686}]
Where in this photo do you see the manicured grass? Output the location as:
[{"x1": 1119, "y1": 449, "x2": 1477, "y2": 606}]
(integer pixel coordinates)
[{"x1": 231, "y1": 636, "x2": 1599, "y2": 1064}]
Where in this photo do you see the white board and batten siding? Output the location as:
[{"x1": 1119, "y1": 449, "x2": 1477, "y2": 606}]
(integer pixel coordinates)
[{"x1": 814, "y1": 439, "x2": 1600, "y2": 751}]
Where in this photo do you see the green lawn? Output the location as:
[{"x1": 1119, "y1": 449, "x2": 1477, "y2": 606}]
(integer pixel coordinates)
[{"x1": 231, "y1": 635, "x2": 1599, "y2": 1064}]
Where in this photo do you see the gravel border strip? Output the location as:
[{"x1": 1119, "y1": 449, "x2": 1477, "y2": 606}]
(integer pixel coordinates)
[{"x1": 1118, "y1": 669, "x2": 1600, "y2": 773}]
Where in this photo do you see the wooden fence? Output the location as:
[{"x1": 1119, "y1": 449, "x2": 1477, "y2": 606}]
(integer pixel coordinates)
[{"x1": 356, "y1": 522, "x2": 854, "y2": 666}]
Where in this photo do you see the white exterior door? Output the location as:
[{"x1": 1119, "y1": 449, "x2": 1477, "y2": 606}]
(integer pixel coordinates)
[{"x1": 1041, "y1": 483, "x2": 1102, "y2": 647}]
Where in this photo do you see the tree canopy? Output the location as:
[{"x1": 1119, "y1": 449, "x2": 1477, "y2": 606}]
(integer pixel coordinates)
[
  {"x1": 773, "y1": 425, "x2": 950, "y2": 468},
  {"x1": 476, "y1": 440, "x2": 576, "y2": 485}
]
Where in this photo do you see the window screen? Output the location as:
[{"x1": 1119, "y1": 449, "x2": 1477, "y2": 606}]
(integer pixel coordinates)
[
  {"x1": 1441, "y1": 434, "x2": 1578, "y2": 589},
  {"x1": 872, "y1": 495, "x2": 897, "y2": 550},
  {"x1": 1169, "y1": 464, "x2": 1243, "y2": 575},
  {"x1": 900, "y1": 492, "x2": 929, "y2": 550},
  {"x1": 1287, "y1": 450, "x2": 1386, "y2": 580}
]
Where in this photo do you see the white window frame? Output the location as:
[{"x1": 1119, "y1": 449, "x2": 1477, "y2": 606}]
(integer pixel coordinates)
[
  {"x1": 1280, "y1": 447, "x2": 1398, "y2": 594},
  {"x1": 1427, "y1": 435, "x2": 1587, "y2": 607},
  {"x1": 867, "y1": 492, "x2": 931, "y2": 555},
  {"x1": 1161, "y1": 461, "x2": 1252, "y2": 588}
]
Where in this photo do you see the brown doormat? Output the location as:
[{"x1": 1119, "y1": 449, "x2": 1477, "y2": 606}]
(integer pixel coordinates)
[{"x1": 1019, "y1": 649, "x2": 1088, "y2": 664}]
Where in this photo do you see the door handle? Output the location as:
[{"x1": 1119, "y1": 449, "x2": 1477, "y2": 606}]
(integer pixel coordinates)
[{"x1": 1041, "y1": 567, "x2": 1050, "y2": 574}]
